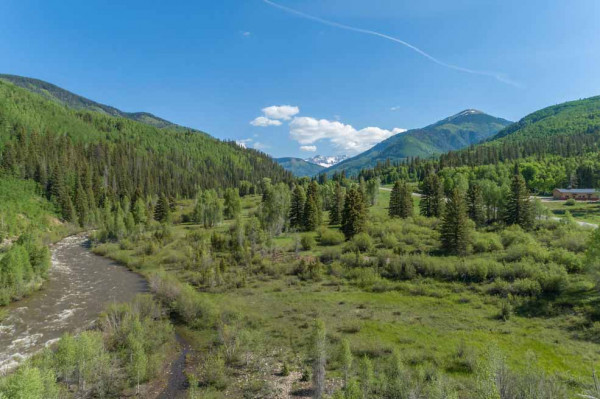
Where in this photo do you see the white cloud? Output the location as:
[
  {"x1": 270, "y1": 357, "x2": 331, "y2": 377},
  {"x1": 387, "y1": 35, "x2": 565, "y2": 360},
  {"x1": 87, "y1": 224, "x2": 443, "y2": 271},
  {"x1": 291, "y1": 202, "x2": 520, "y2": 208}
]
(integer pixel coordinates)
[
  {"x1": 262, "y1": 105, "x2": 300, "y2": 121},
  {"x1": 289, "y1": 117, "x2": 405, "y2": 154},
  {"x1": 390, "y1": 106, "x2": 401, "y2": 111},
  {"x1": 253, "y1": 141, "x2": 270, "y2": 150},
  {"x1": 250, "y1": 116, "x2": 282, "y2": 127},
  {"x1": 300, "y1": 145, "x2": 317, "y2": 152},
  {"x1": 236, "y1": 138, "x2": 253, "y2": 148},
  {"x1": 242, "y1": 31, "x2": 251, "y2": 37}
]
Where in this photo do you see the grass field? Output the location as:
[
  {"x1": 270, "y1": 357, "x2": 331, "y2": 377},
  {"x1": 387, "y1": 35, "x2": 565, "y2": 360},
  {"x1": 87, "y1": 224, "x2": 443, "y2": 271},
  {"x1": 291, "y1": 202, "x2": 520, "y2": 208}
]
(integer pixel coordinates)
[
  {"x1": 92, "y1": 189, "x2": 600, "y2": 397},
  {"x1": 543, "y1": 199, "x2": 600, "y2": 225}
]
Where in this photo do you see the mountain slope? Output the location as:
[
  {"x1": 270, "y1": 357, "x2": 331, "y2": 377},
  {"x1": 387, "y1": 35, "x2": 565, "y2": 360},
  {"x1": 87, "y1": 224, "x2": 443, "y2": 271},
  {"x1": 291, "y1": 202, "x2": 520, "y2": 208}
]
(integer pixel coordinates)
[
  {"x1": 326, "y1": 110, "x2": 512, "y2": 175},
  {"x1": 489, "y1": 95, "x2": 600, "y2": 143},
  {"x1": 438, "y1": 95, "x2": 600, "y2": 167},
  {"x1": 0, "y1": 74, "x2": 180, "y2": 129},
  {"x1": 276, "y1": 157, "x2": 325, "y2": 177},
  {"x1": 0, "y1": 77, "x2": 292, "y2": 205}
]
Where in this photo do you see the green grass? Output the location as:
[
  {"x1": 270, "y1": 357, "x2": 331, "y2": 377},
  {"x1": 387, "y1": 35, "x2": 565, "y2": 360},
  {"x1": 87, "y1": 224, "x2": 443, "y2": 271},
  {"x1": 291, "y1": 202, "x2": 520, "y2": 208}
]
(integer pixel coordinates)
[
  {"x1": 543, "y1": 200, "x2": 600, "y2": 224},
  {"x1": 92, "y1": 190, "x2": 600, "y2": 396}
]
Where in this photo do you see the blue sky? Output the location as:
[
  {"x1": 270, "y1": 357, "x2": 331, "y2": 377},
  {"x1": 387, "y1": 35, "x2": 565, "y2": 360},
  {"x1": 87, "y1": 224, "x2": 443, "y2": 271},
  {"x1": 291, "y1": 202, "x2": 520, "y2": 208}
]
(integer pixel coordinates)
[{"x1": 1, "y1": 0, "x2": 600, "y2": 158}]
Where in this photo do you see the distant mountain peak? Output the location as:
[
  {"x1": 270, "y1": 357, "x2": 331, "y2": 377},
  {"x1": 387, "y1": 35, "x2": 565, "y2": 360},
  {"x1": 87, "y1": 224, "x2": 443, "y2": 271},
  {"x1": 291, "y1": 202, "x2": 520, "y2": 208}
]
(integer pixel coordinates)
[
  {"x1": 445, "y1": 109, "x2": 484, "y2": 121},
  {"x1": 305, "y1": 154, "x2": 348, "y2": 168}
]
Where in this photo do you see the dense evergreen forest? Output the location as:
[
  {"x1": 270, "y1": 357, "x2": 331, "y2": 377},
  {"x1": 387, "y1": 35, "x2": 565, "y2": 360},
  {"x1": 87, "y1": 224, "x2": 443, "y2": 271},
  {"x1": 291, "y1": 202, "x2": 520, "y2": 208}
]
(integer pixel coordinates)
[{"x1": 0, "y1": 79, "x2": 292, "y2": 217}]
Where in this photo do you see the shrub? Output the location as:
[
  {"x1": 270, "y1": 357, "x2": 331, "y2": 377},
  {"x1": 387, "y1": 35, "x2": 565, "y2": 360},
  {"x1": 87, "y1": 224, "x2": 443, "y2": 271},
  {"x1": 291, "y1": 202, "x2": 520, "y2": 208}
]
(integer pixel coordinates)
[
  {"x1": 551, "y1": 248, "x2": 583, "y2": 273},
  {"x1": 510, "y1": 278, "x2": 542, "y2": 297},
  {"x1": 499, "y1": 300, "x2": 513, "y2": 321},
  {"x1": 565, "y1": 198, "x2": 576, "y2": 206},
  {"x1": 348, "y1": 233, "x2": 373, "y2": 253},
  {"x1": 318, "y1": 228, "x2": 345, "y2": 246},
  {"x1": 301, "y1": 234, "x2": 316, "y2": 251},
  {"x1": 381, "y1": 233, "x2": 398, "y2": 249},
  {"x1": 472, "y1": 232, "x2": 503, "y2": 253},
  {"x1": 539, "y1": 265, "x2": 568, "y2": 295},
  {"x1": 501, "y1": 226, "x2": 534, "y2": 248},
  {"x1": 320, "y1": 247, "x2": 342, "y2": 263}
]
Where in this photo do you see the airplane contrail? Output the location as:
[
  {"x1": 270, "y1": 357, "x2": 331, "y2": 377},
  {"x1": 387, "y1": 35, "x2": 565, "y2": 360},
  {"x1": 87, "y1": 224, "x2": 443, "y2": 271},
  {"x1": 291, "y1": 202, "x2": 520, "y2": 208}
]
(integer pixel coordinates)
[{"x1": 263, "y1": 0, "x2": 520, "y2": 87}]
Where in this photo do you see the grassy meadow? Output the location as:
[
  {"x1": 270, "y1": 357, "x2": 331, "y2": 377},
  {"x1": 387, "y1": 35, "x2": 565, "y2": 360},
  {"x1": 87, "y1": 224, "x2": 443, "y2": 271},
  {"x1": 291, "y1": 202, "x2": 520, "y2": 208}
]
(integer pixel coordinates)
[{"x1": 91, "y1": 188, "x2": 600, "y2": 398}]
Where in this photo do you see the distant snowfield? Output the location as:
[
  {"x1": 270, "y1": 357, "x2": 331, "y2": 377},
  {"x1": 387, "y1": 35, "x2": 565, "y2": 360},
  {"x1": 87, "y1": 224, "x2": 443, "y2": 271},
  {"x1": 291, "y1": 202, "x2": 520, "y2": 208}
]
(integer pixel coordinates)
[{"x1": 305, "y1": 154, "x2": 348, "y2": 168}]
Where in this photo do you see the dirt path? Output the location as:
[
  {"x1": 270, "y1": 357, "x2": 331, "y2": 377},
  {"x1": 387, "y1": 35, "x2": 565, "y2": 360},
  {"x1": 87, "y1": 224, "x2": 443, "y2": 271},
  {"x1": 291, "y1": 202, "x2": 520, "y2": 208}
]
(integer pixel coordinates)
[{"x1": 157, "y1": 333, "x2": 192, "y2": 399}]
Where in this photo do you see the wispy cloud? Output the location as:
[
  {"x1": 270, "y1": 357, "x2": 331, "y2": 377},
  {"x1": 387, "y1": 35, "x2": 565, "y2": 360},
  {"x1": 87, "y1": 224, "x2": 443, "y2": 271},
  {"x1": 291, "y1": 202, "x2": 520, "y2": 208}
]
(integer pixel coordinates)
[
  {"x1": 300, "y1": 145, "x2": 317, "y2": 152},
  {"x1": 262, "y1": 105, "x2": 299, "y2": 120},
  {"x1": 390, "y1": 106, "x2": 401, "y2": 111},
  {"x1": 242, "y1": 31, "x2": 251, "y2": 37},
  {"x1": 250, "y1": 116, "x2": 282, "y2": 127},
  {"x1": 263, "y1": 0, "x2": 520, "y2": 87}
]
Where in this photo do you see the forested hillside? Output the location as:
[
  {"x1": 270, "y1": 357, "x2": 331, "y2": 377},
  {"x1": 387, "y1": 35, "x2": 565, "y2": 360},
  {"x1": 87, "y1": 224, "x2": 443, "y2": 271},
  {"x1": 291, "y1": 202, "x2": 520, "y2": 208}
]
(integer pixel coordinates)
[
  {"x1": 0, "y1": 74, "x2": 176, "y2": 129},
  {"x1": 276, "y1": 157, "x2": 325, "y2": 176},
  {"x1": 325, "y1": 110, "x2": 512, "y2": 176},
  {"x1": 0, "y1": 79, "x2": 292, "y2": 222}
]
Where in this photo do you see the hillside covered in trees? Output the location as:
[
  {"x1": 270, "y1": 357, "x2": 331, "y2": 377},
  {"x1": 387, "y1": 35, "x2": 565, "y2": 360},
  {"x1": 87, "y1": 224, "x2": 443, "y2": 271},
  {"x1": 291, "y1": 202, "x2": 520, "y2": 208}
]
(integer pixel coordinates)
[
  {"x1": 276, "y1": 157, "x2": 325, "y2": 177},
  {"x1": 0, "y1": 78, "x2": 292, "y2": 220},
  {"x1": 325, "y1": 110, "x2": 512, "y2": 176},
  {"x1": 0, "y1": 74, "x2": 177, "y2": 129}
]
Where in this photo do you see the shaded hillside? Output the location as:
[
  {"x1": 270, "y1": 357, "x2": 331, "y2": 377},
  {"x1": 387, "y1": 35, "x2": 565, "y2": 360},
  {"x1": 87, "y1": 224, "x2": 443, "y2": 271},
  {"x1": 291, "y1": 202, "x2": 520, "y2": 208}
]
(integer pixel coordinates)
[
  {"x1": 326, "y1": 110, "x2": 512, "y2": 175},
  {"x1": 0, "y1": 74, "x2": 179, "y2": 129},
  {"x1": 276, "y1": 157, "x2": 325, "y2": 177}
]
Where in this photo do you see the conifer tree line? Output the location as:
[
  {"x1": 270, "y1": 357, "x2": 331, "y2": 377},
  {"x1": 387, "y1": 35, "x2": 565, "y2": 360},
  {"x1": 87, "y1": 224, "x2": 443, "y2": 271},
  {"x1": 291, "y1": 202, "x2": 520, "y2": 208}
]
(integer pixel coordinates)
[
  {"x1": 0, "y1": 81, "x2": 292, "y2": 224},
  {"x1": 257, "y1": 177, "x2": 368, "y2": 239}
]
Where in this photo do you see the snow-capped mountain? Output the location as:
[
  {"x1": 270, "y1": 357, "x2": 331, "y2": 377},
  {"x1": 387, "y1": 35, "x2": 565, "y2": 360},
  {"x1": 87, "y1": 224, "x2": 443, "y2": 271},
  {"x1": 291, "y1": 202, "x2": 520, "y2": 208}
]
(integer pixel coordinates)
[{"x1": 305, "y1": 155, "x2": 348, "y2": 168}]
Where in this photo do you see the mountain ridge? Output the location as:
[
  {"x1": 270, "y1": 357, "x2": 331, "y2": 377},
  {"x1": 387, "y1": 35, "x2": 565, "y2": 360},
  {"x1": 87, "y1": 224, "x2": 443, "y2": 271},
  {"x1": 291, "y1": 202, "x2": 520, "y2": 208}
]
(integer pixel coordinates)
[
  {"x1": 0, "y1": 74, "x2": 188, "y2": 130},
  {"x1": 325, "y1": 110, "x2": 512, "y2": 175}
]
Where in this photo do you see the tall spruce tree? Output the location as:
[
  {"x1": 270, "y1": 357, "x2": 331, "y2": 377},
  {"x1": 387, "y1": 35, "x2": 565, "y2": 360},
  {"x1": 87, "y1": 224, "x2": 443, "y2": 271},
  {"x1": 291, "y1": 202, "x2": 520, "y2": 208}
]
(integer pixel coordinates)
[
  {"x1": 440, "y1": 188, "x2": 470, "y2": 255},
  {"x1": 304, "y1": 181, "x2": 321, "y2": 230},
  {"x1": 398, "y1": 180, "x2": 414, "y2": 219},
  {"x1": 341, "y1": 186, "x2": 367, "y2": 239},
  {"x1": 329, "y1": 182, "x2": 344, "y2": 225},
  {"x1": 304, "y1": 196, "x2": 320, "y2": 231},
  {"x1": 420, "y1": 172, "x2": 444, "y2": 217},
  {"x1": 154, "y1": 194, "x2": 170, "y2": 223},
  {"x1": 388, "y1": 181, "x2": 402, "y2": 218},
  {"x1": 467, "y1": 181, "x2": 485, "y2": 227},
  {"x1": 505, "y1": 165, "x2": 533, "y2": 229},
  {"x1": 289, "y1": 185, "x2": 306, "y2": 229}
]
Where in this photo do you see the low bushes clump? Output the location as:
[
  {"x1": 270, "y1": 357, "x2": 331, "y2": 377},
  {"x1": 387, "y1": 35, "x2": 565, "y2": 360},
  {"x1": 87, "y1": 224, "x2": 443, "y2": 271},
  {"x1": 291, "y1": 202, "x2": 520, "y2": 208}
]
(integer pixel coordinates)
[{"x1": 317, "y1": 227, "x2": 345, "y2": 246}]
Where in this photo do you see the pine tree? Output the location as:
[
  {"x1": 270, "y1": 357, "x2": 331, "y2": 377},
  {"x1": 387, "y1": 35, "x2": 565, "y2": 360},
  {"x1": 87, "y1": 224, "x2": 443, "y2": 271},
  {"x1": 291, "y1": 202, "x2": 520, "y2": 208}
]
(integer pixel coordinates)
[
  {"x1": 329, "y1": 182, "x2": 344, "y2": 225},
  {"x1": 304, "y1": 181, "x2": 321, "y2": 230},
  {"x1": 505, "y1": 165, "x2": 533, "y2": 229},
  {"x1": 440, "y1": 188, "x2": 470, "y2": 255},
  {"x1": 467, "y1": 181, "x2": 485, "y2": 227},
  {"x1": 304, "y1": 196, "x2": 320, "y2": 231},
  {"x1": 420, "y1": 172, "x2": 444, "y2": 217},
  {"x1": 154, "y1": 194, "x2": 170, "y2": 223},
  {"x1": 388, "y1": 181, "x2": 402, "y2": 218},
  {"x1": 398, "y1": 180, "x2": 414, "y2": 219},
  {"x1": 289, "y1": 185, "x2": 306, "y2": 229},
  {"x1": 341, "y1": 187, "x2": 367, "y2": 239}
]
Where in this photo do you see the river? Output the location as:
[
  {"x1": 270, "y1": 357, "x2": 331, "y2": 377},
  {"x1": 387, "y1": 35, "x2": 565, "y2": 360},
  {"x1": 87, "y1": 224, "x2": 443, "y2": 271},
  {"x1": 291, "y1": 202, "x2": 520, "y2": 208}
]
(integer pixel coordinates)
[{"x1": 0, "y1": 235, "x2": 148, "y2": 372}]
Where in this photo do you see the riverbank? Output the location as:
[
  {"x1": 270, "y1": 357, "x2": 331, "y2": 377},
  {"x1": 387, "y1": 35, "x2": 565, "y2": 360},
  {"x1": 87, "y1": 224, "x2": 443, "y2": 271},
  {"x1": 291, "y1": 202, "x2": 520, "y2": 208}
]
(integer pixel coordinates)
[{"x1": 0, "y1": 234, "x2": 148, "y2": 372}]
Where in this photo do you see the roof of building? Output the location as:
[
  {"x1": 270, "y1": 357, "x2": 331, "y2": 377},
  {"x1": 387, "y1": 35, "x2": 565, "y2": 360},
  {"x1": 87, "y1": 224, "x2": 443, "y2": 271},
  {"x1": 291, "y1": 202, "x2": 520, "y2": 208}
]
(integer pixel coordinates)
[{"x1": 554, "y1": 188, "x2": 598, "y2": 194}]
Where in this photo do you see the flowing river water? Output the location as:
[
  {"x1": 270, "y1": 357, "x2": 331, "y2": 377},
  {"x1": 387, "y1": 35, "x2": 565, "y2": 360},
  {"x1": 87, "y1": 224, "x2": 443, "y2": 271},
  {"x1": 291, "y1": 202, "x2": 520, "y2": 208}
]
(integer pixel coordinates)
[{"x1": 0, "y1": 235, "x2": 148, "y2": 372}]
